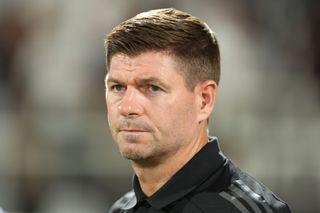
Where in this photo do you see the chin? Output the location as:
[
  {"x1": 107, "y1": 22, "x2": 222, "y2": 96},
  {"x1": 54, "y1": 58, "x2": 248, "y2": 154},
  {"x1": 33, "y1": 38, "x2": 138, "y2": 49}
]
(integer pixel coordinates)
[
  {"x1": 117, "y1": 132, "x2": 149, "y2": 144},
  {"x1": 121, "y1": 150, "x2": 148, "y2": 161},
  {"x1": 118, "y1": 143, "x2": 148, "y2": 160}
]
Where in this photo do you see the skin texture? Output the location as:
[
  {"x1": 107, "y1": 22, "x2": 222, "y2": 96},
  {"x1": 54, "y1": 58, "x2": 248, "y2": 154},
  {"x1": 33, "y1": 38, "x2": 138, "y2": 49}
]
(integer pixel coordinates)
[{"x1": 105, "y1": 51, "x2": 217, "y2": 196}]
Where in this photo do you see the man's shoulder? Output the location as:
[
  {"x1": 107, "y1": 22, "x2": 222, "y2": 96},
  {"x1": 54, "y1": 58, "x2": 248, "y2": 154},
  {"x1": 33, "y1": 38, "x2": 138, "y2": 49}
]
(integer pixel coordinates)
[
  {"x1": 185, "y1": 191, "x2": 241, "y2": 213},
  {"x1": 108, "y1": 190, "x2": 136, "y2": 213},
  {"x1": 218, "y1": 161, "x2": 291, "y2": 212},
  {"x1": 189, "y1": 179, "x2": 290, "y2": 213},
  {"x1": 187, "y1": 160, "x2": 291, "y2": 213},
  {"x1": 221, "y1": 179, "x2": 290, "y2": 212}
]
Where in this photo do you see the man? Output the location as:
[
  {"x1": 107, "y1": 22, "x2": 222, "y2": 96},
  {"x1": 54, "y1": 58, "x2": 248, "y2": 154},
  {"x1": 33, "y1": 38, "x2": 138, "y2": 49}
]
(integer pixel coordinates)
[{"x1": 104, "y1": 8, "x2": 291, "y2": 213}]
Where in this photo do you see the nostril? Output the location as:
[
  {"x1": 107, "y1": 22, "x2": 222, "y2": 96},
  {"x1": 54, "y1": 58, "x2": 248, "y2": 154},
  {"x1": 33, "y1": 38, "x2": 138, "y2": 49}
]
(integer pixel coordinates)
[
  {"x1": 118, "y1": 101, "x2": 143, "y2": 117},
  {"x1": 117, "y1": 88, "x2": 144, "y2": 117}
]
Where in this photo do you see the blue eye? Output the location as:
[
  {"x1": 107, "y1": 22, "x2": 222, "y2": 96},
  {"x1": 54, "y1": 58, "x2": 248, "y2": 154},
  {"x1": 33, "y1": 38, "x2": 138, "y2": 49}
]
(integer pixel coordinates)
[
  {"x1": 149, "y1": 85, "x2": 161, "y2": 92},
  {"x1": 111, "y1": 84, "x2": 125, "y2": 92}
]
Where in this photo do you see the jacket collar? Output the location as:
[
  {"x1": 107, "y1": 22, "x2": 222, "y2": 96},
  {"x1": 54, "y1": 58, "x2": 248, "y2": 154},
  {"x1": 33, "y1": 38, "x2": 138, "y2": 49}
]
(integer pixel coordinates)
[{"x1": 122, "y1": 136, "x2": 226, "y2": 210}]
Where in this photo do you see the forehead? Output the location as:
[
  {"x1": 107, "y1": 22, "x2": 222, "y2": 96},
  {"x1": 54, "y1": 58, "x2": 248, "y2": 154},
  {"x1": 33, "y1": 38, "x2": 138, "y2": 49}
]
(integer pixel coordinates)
[
  {"x1": 110, "y1": 51, "x2": 173, "y2": 70},
  {"x1": 107, "y1": 51, "x2": 183, "y2": 82}
]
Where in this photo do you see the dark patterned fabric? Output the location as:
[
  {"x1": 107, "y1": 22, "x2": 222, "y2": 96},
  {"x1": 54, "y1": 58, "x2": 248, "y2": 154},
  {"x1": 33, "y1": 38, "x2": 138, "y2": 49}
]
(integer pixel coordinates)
[{"x1": 109, "y1": 137, "x2": 291, "y2": 213}]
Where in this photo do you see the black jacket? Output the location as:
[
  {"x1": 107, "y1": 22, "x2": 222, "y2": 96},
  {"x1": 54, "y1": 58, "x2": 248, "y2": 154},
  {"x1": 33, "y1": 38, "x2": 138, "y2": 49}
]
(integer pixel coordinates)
[{"x1": 109, "y1": 137, "x2": 291, "y2": 213}]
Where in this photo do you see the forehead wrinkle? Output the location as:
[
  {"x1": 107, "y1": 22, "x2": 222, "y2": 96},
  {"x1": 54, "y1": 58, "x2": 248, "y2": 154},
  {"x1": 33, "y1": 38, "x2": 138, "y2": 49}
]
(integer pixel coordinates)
[
  {"x1": 112, "y1": 52, "x2": 171, "y2": 73},
  {"x1": 110, "y1": 54, "x2": 136, "y2": 73},
  {"x1": 108, "y1": 52, "x2": 184, "y2": 88},
  {"x1": 135, "y1": 75, "x2": 167, "y2": 86}
]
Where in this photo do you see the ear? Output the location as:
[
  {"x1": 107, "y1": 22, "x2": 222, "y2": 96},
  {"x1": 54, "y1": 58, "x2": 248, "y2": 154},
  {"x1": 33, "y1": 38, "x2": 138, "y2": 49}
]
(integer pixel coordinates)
[{"x1": 194, "y1": 80, "x2": 217, "y2": 123}]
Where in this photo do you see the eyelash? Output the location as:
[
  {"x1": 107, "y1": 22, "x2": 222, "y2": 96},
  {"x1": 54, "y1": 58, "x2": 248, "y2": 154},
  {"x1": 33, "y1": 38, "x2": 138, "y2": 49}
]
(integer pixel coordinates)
[
  {"x1": 110, "y1": 84, "x2": 125, "y2": 92},
  {"x1": 109, "y1": 84, "x2": 163, "y2": 94},
  {"x1": 148, "y1": 85, "x2": 162, "y2": 92}
]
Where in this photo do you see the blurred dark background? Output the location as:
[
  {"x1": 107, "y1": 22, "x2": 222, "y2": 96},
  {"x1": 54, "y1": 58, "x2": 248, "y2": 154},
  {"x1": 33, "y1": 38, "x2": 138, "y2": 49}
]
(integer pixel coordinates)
[{"x1": 0, "y1": 0, "x2": 319, "y2": 212}]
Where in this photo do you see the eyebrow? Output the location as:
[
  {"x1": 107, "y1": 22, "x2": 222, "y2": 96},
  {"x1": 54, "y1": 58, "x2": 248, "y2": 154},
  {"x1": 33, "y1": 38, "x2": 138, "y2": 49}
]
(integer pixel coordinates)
[
  {"x1": 136, "y1": 76, "x2": 165, "y2": 85},
  {"x1": 135, "y1": 76, "x2": 170, "y2": 90},
  {"x1": 105, "y1": 75, "x2": 169, "y2": 90},
  {"x1": 105, "y1": 75, "x2": 123, "y2": 85}
]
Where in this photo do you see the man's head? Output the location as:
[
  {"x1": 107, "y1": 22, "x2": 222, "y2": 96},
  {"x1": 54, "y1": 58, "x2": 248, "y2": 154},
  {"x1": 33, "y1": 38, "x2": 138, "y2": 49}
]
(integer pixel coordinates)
[
  {"x1": 105, "y1": 8, "x2": 220, "y2": 163},
  {"x1": 105, "y1": 8, "x2": 220, "y2": 90}
]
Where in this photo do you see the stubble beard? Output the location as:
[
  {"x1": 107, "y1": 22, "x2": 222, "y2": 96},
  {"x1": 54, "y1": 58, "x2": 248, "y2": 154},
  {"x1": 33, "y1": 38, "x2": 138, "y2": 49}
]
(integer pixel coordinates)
[
  {"x1": 118, "y1": 137, "x2": 160, "y2": 161},
  {"x1": 111, "y1": 118, "x2": 162, "y2": 161},
  {"x1": 115, "y1": 133, "x2": 172, "y2": 165}
]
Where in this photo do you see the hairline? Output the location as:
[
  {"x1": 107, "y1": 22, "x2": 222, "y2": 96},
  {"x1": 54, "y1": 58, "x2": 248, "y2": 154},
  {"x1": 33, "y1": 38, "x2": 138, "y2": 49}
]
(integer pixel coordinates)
[{"x1": 107, "y1": 50, "x2": 210, "y2": 91}]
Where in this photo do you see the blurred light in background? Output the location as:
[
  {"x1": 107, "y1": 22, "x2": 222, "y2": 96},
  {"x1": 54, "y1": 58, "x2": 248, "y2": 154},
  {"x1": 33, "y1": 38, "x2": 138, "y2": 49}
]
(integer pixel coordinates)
[{"x1": 0, "y1": 0, "x2": 319, "y2": 212}]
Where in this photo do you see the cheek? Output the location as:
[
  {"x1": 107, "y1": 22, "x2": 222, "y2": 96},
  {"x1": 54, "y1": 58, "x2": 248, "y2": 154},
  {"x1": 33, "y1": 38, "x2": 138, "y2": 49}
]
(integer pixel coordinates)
[
  {"x1": 151, "y1": 97, "x2": 197, "y2": 132},
  {"x1": 106, "y1": 100, "x2": 117, "y2": 126}
]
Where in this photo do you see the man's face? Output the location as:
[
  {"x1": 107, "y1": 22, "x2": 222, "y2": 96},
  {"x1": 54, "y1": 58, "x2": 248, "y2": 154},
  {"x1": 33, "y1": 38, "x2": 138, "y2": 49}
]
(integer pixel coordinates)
[{"x1": 105, "y1": 51, "x2": 201, "y2": 162}]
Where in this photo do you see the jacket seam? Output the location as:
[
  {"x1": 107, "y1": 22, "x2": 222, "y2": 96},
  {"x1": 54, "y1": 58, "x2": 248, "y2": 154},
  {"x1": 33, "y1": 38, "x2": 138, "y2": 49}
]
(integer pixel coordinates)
[{"x1": 186, "y1": 197, "x2": 207, "y2": 213}]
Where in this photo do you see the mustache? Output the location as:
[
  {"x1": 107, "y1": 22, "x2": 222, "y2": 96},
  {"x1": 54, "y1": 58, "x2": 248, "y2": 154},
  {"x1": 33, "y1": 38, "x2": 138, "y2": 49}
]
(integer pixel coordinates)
[{"x1": 116, "y1": 119, "x2": 154, "y2": 132}]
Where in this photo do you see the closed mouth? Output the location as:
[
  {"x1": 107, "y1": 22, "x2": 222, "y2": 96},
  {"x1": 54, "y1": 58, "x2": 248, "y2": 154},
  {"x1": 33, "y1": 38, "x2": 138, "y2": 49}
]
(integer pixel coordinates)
[{"x1": 120, "y1": 129, "x2": 147, "y2": 132}]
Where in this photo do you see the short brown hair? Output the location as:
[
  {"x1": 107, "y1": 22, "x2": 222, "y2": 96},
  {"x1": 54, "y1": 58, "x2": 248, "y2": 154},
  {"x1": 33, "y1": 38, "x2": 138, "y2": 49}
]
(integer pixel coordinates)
[{"x1": 105, "y1": 8, "x2": 220, "y2": 89}]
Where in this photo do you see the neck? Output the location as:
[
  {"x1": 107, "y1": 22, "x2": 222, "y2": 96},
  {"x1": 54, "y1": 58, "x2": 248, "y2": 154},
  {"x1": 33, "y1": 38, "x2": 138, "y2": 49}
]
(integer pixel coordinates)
[{"x1": 131, "y1": 128, "x2": 208, "y2": 196}]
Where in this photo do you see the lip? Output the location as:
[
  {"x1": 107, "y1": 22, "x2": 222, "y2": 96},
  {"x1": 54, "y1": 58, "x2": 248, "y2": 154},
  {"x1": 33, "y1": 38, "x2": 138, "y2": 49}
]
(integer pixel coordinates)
[{"x1": 120, "y1": 129, "x2": 147, "y2": 132}]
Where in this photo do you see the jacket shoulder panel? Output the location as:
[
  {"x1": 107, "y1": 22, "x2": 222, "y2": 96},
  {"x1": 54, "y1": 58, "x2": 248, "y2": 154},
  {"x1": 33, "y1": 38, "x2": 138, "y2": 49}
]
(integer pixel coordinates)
[{"x1": 108, "y1": 190, "x2": 136, "y2": 213}]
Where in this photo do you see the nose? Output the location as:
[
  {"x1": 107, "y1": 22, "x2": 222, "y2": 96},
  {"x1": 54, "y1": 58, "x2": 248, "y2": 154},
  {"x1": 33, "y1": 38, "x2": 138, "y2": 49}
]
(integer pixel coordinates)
[{"x1": 118, "y1": 87, "x2": 143, "y2": 117}]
